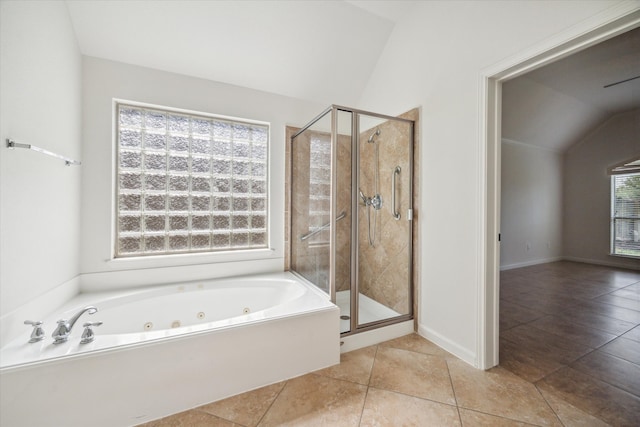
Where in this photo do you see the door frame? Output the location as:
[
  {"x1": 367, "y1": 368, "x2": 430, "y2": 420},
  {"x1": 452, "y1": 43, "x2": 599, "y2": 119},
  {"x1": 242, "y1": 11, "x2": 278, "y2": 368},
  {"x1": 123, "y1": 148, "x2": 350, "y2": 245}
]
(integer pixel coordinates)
[{"x1": 478, "y1": 4, "x2": 640, "y2": 369}]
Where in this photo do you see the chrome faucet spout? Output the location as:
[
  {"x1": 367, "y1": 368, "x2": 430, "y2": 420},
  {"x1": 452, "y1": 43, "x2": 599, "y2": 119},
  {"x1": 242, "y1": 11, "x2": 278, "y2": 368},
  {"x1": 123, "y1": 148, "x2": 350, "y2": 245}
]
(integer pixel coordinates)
[
  {"x1": 68, "y1": 306, "x2": 98, "y2": 331},
  {"x1": 52, "y1": 306, "x2": 98, "y2": 344}
]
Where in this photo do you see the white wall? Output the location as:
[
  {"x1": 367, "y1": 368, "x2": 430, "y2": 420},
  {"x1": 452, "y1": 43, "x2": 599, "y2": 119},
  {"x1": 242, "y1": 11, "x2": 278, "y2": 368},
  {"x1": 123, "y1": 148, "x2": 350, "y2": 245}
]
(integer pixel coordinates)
[
  {"x1": 357, "y1": 0, "x2": 627, "y2": 365},
  {"x1": 564, "y1": 109, "x2": 640, "y2": 270},
  {"x1": 80, "y1": 57, "x2": 325, "y2": 289},
  {"x1": 500, "y1": 140, "x2": 563, "y2": 269},
  {"x1": 0, "y1": 2, "x2": 82, "y2": 316}
]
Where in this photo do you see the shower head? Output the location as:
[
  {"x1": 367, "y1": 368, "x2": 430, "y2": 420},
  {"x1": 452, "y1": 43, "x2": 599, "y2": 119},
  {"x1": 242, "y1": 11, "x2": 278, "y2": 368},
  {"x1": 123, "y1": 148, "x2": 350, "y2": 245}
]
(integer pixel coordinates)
[{"x1": 367, "y1": 128, "x2": 381, "y2": 143}]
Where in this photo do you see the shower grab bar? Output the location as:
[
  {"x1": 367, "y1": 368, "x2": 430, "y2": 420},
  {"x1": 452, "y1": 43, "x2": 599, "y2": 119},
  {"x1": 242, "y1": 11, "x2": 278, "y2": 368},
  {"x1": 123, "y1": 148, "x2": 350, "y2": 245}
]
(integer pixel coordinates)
[
  {"x1": 6, "y1": 138, "x2": 81, "y2": 166},
  {"x1": 300, "y1": 211, "x2": 346, "y2": 241},
  {"x1": 392, "y1": 166, "x2": 401, "y2": 220}
]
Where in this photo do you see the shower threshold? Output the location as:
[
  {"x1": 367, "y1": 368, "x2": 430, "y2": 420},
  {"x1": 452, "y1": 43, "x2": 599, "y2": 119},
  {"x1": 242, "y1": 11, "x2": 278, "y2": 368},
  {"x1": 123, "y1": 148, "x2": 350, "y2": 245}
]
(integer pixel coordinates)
[{"x1": 335, "y1": 290, "x2": 400, "y2": 333}]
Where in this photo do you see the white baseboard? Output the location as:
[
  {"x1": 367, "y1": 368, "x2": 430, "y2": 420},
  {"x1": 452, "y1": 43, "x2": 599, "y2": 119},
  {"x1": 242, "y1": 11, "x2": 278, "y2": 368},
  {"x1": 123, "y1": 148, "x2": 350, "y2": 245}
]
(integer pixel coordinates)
[
  {"x1": 500, "y1": 257, "x2": 563, "y2": 271},
  {"x1": 563, "y1": 256, "x2": 640, "y2": 271},
  {"x1": 417, "y1": 324, "x2": 476, "y2": 368},
  {"x1": 501, "y1": 256, "x2": 639, "y2": 271}
]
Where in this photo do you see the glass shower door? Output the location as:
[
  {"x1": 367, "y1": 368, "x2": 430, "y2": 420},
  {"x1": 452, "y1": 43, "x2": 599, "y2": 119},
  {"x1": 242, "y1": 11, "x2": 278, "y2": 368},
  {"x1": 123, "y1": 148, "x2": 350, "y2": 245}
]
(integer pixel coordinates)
[
  {"x1": 290, "y1": 109, "x2": 333, "y2": 294},
  {"x1": 355, "y1": 113, "x2": 413, "y2": 329}
]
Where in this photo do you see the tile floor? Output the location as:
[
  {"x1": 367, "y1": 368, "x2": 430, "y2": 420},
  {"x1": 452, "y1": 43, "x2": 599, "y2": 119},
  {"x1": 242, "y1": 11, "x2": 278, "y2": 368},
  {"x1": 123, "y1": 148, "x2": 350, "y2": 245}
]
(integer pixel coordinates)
[
  {"x1": 499, "y1": 261, "x2": 640, "y2": 426},
  {"x1": 141, "y1": 261, "x2": 639, "y2": 426}
]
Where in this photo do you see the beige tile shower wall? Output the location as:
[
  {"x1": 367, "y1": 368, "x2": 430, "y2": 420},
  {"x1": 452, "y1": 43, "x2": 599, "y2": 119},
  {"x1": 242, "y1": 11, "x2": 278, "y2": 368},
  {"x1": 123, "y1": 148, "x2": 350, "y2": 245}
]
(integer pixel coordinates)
[{"x1": 358, "y1": 114, "x2": 416, "y2": 315}]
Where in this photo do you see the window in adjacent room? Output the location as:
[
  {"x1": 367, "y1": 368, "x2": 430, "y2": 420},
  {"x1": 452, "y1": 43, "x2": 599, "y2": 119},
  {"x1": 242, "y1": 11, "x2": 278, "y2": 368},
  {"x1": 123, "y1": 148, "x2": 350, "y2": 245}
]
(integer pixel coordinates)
[
  {"x1": 115, "y1": 102, "x2": 269, "y2": 257},
  {"x1": 610, "y1": 157, "x2": 640, "y2": 258}
]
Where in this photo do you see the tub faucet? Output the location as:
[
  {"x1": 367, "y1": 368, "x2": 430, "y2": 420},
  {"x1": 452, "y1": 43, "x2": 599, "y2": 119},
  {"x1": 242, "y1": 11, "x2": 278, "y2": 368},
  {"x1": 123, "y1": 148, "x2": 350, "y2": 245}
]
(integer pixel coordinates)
[
  {"x1": 24, "y1": 320, "x2": 45, "y2": 343},
  {"x1": 52, "y1": 306, "x2": 98, "y2": 344}
]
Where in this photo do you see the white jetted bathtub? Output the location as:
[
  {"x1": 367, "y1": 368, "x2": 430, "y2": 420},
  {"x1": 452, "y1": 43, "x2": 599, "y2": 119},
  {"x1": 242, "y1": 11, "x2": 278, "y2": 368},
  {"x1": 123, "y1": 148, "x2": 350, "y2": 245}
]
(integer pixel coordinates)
[{"x1": 0, "y1": 272, "x2": 340, "y2": 427}]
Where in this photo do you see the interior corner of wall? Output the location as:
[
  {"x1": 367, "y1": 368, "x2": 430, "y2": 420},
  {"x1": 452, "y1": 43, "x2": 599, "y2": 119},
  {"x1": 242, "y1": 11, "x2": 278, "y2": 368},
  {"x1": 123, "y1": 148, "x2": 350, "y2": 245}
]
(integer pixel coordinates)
[{"x1": 417, "y1": 324, "x2": 477, "y2": 368}]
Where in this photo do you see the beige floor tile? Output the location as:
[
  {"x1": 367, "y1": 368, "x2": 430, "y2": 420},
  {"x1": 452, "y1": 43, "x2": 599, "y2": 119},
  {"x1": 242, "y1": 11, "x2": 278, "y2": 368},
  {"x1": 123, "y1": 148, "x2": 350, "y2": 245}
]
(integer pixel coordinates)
[
  {"x1": 313, "y1": 345, "x2": 376, "y2": 385},
  {"x1": 359, "y1": 387, "x2": 461, "y2": 427},
  {"x1": 448, "y1": 360, "x2": 561, "y2": 426},
  {"x1": 198, "y1": 381, "x2": 285, "y2": 427},
  {"x1": 458, "y1": 409, "x2": 532, "y2": 426},
  {"x1": 138, "y1": 409, "x2": 241, "y2": 427},
  {"x1": 536, "y1": 385, "x2": 609, "y2": 427},
  {"x1": 257, "y1": 374, "x2": 367, "y2": 427},
  {"x1": 379, "y1": 332, "x2": 456, "y2": 359},
  {"x1": 370, "y1": 346, "x2": 456, "y2": 405}
]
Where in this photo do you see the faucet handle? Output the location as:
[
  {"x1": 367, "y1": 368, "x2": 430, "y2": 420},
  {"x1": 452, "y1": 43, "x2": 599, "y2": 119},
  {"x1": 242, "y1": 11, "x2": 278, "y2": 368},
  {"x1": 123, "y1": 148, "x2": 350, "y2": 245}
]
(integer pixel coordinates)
[
  {"x1": 24, "y1": 320, "x2": 45, "y2": 343},
  {"x1": 52, "y1": 319, "x2": 70, "y2": 344},
  {"x1": 80, "y1": 321, "x2": 103, "y2": 344}
]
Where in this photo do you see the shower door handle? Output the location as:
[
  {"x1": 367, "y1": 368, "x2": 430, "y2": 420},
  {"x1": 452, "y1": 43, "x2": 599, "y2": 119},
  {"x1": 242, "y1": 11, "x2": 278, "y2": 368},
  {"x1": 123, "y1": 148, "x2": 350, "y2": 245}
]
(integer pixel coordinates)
[{"x1": 392, "y1": 166, "x2": 401, "y2": 220}]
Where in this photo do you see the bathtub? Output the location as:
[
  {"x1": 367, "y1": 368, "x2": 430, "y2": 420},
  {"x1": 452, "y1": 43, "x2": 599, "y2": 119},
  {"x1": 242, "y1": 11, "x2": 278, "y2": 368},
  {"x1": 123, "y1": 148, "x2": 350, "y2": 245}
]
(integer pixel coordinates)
[{"x1": 0, "y1": 272, "x2": 340, "y2": 427}]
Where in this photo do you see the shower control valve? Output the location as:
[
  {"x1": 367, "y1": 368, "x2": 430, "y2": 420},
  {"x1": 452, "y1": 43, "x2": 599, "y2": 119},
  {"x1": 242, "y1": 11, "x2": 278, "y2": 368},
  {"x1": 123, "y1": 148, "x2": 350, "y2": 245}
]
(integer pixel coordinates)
[
  {"x1": 24, "y1": 320, "x2": 45, "y2": 343},
  {"x1": 80, "y1": 321, "x2": 103, "y2": 344},
  {"x1": 370, "y1": 194, "x2": 383, "y2": 210}
]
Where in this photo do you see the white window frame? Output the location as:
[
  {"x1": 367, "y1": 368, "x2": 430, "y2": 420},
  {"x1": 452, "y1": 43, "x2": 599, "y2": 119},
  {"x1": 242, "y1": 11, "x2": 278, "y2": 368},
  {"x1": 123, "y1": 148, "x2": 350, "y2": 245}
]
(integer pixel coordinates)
[
  {"x1": 113, "y1": 100, "x2": 272, "y2": 261},
  {"x1": 609, "y1": 157, "x2": 640, "y2": 259}
]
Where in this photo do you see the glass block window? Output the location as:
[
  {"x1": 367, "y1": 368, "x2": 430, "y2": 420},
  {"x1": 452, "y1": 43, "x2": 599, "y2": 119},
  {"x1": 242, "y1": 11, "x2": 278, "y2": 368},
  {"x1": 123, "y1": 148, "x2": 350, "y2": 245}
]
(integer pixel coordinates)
[
  {"x1": 307, "y1": 133, "x2": 331, "y2": 243},
  {"x1": 116, "y1": 102, "x2": 268, "y2": 257}
]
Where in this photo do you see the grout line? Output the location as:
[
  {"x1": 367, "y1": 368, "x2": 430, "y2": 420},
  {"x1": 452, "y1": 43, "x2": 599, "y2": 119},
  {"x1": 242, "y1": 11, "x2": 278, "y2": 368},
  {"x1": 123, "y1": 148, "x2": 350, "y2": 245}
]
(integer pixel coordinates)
[
  {"x1": 534, "y1": 383, "x2": 567, "y2": 427},
  {"x1": 500, "y1": 262, "x2": 640, "y2": 425},
  {"x1": 357, "y1": 383, "x2": 371, "y2": 426},
  {"x1": 366, "y1": 344, "x2": 379, "y2": 386},
  {"x1": 569, "y1": 353, "x2": 640, "y2": 399},
  {"x1": 199, "y1": 410, "x2": 250, "y2": 427},
  {"x1": 534, "y1": 381, "x2": 612, "y2": 427},
  {"x1": 445, "y1": 361, "x2": 463, "y2": 426},
  {"x1": 458, "y1": 407, "x2": 543, "y2": 427},
  {"x1": 366, "y1": 384, "x2": 460, "y2": 409},
  {"x1": 536, "y1": 363, "x2": 569, "y2": 384},
  {"x1": 253, "y1": 380, "x2": 289, "y2": 427}
]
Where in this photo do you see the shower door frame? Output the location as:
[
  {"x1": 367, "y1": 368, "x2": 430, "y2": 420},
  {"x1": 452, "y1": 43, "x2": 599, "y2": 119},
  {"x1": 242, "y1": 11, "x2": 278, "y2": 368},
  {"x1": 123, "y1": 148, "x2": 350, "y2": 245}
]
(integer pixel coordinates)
[
  {"x1": 332, "y1": 105, "x2": 415, "y2": 337},
  {"x1": 289, "y1": 105, "x2": 415, "y2": 336}
]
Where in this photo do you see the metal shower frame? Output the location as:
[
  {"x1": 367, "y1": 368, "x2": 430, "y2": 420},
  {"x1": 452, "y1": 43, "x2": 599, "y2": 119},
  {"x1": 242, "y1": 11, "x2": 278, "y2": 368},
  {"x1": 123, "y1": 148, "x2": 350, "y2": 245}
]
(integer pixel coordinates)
[{"x1": 291, "y1": 105, "x2": 415, "y2": 336}]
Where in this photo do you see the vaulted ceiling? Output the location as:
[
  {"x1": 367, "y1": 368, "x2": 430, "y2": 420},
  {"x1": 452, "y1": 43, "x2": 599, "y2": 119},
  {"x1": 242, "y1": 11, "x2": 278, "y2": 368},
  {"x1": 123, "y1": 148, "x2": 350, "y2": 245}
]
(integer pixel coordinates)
[
  {"x1": 502, "y1": 27, "x2": 640, "y2": 152},
  {"x1": 65, "y1": 1, "x2": 639, "y2": 152},
  {"x1": 65, "y1": 0, "x2": 415, "y2": 107}
]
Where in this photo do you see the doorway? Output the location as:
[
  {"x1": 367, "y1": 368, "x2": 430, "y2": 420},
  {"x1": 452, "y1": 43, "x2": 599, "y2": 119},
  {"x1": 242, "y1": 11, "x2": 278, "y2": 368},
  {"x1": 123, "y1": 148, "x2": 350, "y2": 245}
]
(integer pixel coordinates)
[{"x1": 481, "y1": 8, "x2": 640, "y2": 369}]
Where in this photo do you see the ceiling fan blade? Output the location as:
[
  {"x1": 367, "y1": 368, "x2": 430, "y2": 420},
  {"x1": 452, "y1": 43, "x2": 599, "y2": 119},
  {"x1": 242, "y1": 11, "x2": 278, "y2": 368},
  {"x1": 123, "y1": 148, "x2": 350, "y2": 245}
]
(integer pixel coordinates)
[{"x1": 603, "y1": 75, "x2": 640, "y2": 88}]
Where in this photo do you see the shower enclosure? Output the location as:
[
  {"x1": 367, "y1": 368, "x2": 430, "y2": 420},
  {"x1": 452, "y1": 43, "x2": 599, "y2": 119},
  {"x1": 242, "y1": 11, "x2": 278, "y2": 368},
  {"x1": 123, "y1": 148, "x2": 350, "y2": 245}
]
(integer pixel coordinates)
[{"x1": 290, "y1": 106, "x2": 414, "y2": 335}]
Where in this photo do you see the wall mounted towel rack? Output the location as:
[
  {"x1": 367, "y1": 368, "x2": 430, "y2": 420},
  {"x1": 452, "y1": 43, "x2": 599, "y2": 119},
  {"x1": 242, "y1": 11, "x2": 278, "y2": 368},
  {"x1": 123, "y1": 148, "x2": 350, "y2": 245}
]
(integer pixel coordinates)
[{"x1": 6, "y1": 138, "x2": 81, "y2": 166}]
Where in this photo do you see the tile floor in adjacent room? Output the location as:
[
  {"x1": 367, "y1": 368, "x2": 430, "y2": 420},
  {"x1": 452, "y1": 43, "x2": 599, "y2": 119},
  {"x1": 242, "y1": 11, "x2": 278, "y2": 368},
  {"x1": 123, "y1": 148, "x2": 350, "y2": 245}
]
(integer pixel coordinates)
[
  {"x1": 141, "y1": 261, "x2": 640, "y2": 426},
  {"x1": 499, "y1": 261, "x2": 640, "y2": 426}
]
